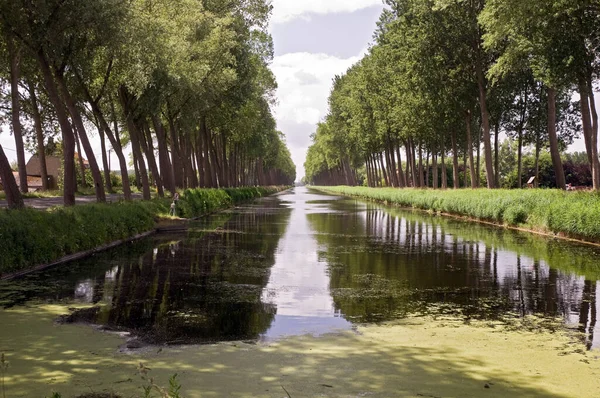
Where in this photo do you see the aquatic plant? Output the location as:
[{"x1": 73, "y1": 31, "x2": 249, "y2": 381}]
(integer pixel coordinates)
[
  {"x1": 1, "y1": 352, "x2": 7, "y2": 398},
  {"x1": 139, "y1": 363, "x2": 183, "y2": 398}
]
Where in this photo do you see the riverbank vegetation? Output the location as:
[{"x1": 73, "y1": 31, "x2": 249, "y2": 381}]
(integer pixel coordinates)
[
  {"x1": 314, "y1": 186, "x2": 600, "y2": 244},
  {"x1": 0, "y1": 186, "x2": 286, "y2": 277},
  {"x1": 304, "y1": 0, "x2": 599, "y2": 192},
  {"x1": 0, "y1": 0, "x2": 295, "y2": 209}
]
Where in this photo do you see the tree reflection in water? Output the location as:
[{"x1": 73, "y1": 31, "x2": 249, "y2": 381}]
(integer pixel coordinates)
[
  {"x1": 1, "y1": 188, "x2": 598, "y2": 349},
  {"x1": 307, "y1": 198, "x2": 599, "y2": 349}
]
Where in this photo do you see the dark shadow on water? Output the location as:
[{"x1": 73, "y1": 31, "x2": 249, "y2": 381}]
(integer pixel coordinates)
[{"x1": 0, "y1": 201, "x2": 292, "y2": 345}]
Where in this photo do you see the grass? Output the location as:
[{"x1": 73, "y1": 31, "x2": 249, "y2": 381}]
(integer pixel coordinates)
[
  {"x1": 0, "y1": 186, "x2": 288, "y2": 277},
  {"x1": 176, "y1": 186, "x2": 282, "y2": 218},
  {"x1": 313, "y1": 186, "x2": 600, "y2": 243}
]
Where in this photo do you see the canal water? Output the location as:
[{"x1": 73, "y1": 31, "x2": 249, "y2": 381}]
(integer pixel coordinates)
[{"x1": 1, "y1": 187, "x2": 599, "y2": 349}]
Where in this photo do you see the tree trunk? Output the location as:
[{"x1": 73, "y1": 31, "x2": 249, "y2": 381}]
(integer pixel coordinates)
[
  {"x1": 88, "y1": 95, "x2": 131, "y2": 200},
  {"x1": 97, "y1": 115, "x2": 112, "y2": 193},
  {"x1": 476, "y1": 124, "x2": 481, "y2": 187},
  {"x1": 587, "y1": 77, "x2": 600, "y2": 190},
  {"x1": 28, "y1": 81, "x2": 49, "y2": 191},
  {"x1": 535, "y1": 139, "x2": 541, "y2": 188},
  {"x1": 465, "y1": 111, "x2": 477, "y2": 189},
  {"x1": 417, "y1": 145, "x2": 424, "y2": 187},
  {"x1": 517, "y1": 130, "x2": 523, "y2": 189},
  {"x1": 403, "y1": 141, "x2": 411, "y2": 187},
  {"x1": 371, "y1": 154, "x2": 380, "y2": 186},
  {"x1": 132, "y1": 147, "x2": 141, "y2": 190},
  {"x1": 425, "y1": 150, "x2": 430, "y2": 188},
  {"x1": 8, "y1": 39, "x2": 28, "y2": 193},
  {"x1": 139, "y1": 121, "x2": 165, "y2": 197},
  {"x1": 463, "y1": 148, "x2": 468, "y2": 188},
  {"x1": 167, "y1": 116, "x2": 185, "y2": 189},
  {"x1": 475, "y1": 56, "x2": 496, "y2": 188},
  {"x1": 201, "y1": 117, "x2": 214, "y2": 188},
  {"x1": 74, "y1": 126, "x2": 88, "y2": 188},
  {"x1": 395, "y1": 143, "x2": 406, "y2": 188},
  {"x1": 547, "y1": 88, "x2": 566, "y2": 190},
  {"x1": 119, "y1": 86, "x2": 151, "y2": 200},
  {"x1": 221, "y1": 134, "x2": 230, "y2": 187},
  {"x1": 184, "y1": 133, "x2": 199, "y2": 188},
  {"x1": 364, "y1": 157, "x2": 370, "y2": 187},
  {"x1": 202, "y1": 121, "x2": 217, "y2": 188},
  {"x1": 55, "y1": 72, "x2": 106, "y2": 202},
  {"x1": 411, "y1": 140, "x2": 418, "y2": 187},
  {"x1": 451, "y1": 130, "x2": 460, "y2": 189},
  {"x1": 35, "y1": 49, "x2": 75, "y2": 206},
  {"x1": 385, "y1": 141, "x2": 396, "y2": 187},
  {"x1": 0, "y1": 144, "x2": 24, "y2": 208},
  {"x1": 379, "y1": 152, "x2": 389, "y2": 187},
  {"x1": 152, "y1": 116, "x2": 175, "y2": 195},
  {"x1": 441, "y1": 143, "x2": 448, "y2": 189},
  {"x1": 494, "y1": 120, "x2": 500, "y2": 187},
  {"x1": 195, "y1": 131, "x2": 205, "y2": 188},
  {"x1": 432, "y1": 150, "x2": 438, "y2": 190},
  {"x1": 105, "y1": 107, "x2": 128, "y2": 196},
  {"x1": 404, "y1": 141, "x2": 412, "y2": 187}
]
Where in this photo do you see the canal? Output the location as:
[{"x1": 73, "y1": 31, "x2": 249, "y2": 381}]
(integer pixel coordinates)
[{"x1": 1, "y1": 186, "x2": 599, "y2": 396}]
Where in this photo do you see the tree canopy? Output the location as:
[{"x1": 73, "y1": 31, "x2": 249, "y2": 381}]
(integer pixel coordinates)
[
  {"x1": 304, "y1": 0, "x2": 596, "y2": 191},
  {"x1": 0, "y1": 0, "x2": 295, "y2": 208}
]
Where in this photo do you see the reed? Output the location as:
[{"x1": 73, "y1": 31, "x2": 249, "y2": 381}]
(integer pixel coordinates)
[{"x1": 314, "y1": 186, "x2": 600, "y2": 243}]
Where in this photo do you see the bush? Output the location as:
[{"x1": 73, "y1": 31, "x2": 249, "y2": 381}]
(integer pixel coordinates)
[
  {"x1": 0, "y1": 200, "x2": 169, "y2": 275},
  {"x1": 0, "y1": 186, "x2": 288, "y2": 276},
  {"x1": 177, "y1": 186, "x2": 283, "y2": 218}
]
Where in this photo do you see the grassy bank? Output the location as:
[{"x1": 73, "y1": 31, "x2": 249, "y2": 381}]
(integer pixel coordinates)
[
  {"x1": 0, "y1": 186, "x2": 286, "y2": 276},
  {"x1": 314, "y1": 186, "x2": 600, "y2": 243}
]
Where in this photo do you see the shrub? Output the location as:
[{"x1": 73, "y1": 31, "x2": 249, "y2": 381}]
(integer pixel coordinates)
[
  {"x1": 0, "y1": 187, "x2": 288, "y2": 276},
  {"x1": 0, "y1": 199, "x2": 169, "y2": 275}
]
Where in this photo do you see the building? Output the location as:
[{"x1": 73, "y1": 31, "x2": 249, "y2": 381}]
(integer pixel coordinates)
[
  {"x1": 0, "y1": 171, "x2": 45, "y2": 191},
  {"x1": 1, "y1": 153, "x2": 89, "y2": 191},
  {"x1": 25, "y1": 155, "x2": 61, "y2": 190}
]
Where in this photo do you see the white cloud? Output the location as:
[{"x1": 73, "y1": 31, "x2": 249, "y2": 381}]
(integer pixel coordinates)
[
  {"x1": 271, "y1": 0, "x2": 382, "y2": 24},
  {"x1": 272, "y1": 52, "x2": 361, "y2": 125},
  {"x1": 272, "y1": 51, "x2": 363, "y2": 179}
]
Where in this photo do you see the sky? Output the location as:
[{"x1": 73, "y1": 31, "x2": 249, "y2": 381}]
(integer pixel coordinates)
[
  {"x1": 0, "y1": 0, "x2": 590, "y2": 181},
  {"x1": 270, "y1": 1, "x2": 384, "y2": 180}
]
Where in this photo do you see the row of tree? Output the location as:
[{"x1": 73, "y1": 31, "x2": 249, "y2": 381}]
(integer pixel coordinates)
[
  {"x1": 304, "y1": 0, "x2": 599, "y2": 190},
  {"x1": 0, "y1": 0, "x2": 296, "y2": 209}
]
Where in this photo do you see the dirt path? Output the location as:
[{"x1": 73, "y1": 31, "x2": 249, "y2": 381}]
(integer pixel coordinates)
[{"x1": 0, "y1": 193, "x2": 143, "y2": 210}]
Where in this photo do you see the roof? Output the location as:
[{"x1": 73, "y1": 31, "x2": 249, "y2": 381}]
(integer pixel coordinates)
[
  {"x1": 75, "y1": 152, "x2": 90, "y2": 167},
  {"x1": 0, "y1": 171, "x2": 45, "y2": 189}
]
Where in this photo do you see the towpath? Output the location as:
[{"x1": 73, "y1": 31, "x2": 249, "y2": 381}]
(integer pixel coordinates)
[{"x1": 0, "y1": 193, "x2": 143, "y2": 210}]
